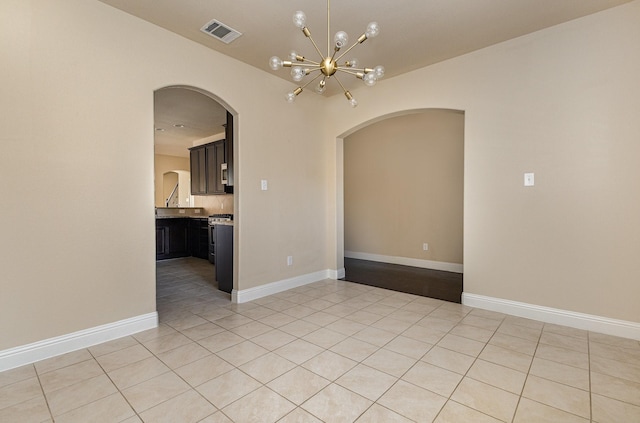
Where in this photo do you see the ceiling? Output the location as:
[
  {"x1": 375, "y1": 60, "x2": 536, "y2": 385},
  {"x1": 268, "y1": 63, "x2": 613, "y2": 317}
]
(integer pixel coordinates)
[
  {"x1": 102, "y1": 0, "x2": 632, "y2": 155},
  {"x1": 154, "y1": 88, "x2": 227, "y2": 157}
]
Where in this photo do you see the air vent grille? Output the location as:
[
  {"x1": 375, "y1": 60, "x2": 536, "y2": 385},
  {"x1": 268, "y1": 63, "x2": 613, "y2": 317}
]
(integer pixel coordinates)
[{"x1": 201, "y1": 19, "x2": 242, "y2": 44}]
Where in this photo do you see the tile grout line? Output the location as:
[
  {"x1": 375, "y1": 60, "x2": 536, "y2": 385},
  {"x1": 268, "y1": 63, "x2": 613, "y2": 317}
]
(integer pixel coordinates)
[
  {"x1": 432, "y1": 309, "x2": 508, "y2": 423},
  {"x1": 87, "y1": 345, "x2": 144, "y2": 423},
  {"x1": 33, "y1": 364, "x2": 55, "y2": 423},
  {"x1": 505, "y1": 317, "x2": 544, "y2": 423}
]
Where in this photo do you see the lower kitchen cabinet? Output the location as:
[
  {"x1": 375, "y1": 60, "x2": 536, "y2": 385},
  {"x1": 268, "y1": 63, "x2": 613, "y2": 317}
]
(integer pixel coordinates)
[
  {"x1": 189, "y1": 218, "x2": 209, "y2": 260},
  {"x1": 156, "y1": 218, "x2": 189, "y2": 259},
  {"x1": 156, "y1": 218, "x2": 190, "y2": 260},
  {"x1": 156, "y1": 218, "x2": 212, "y2": 261}
]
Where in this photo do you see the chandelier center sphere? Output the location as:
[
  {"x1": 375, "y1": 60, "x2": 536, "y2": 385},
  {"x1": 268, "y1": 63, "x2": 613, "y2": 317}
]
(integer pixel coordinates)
[{"x1": 321, "y1": 57, "x2": 338, "y2": 77}]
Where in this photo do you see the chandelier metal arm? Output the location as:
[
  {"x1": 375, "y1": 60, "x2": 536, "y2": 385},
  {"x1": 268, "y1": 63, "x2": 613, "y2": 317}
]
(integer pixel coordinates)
[
  {"x1": 290, "y1": 55, "x2": 322, "y2": 67},
  {"x1": 283, "y1": 61, "x2": 321, "y2": 69},
  {"x1": 302, "y1": 72, "x2": 323, "y2": 89},
  {"x1": 333, "y1": 74, "x2": 348, "y2": 94},
  {"x1": 352, "y1": 68, "x2": 374, "y2": 74},
  {"x1": 293, "y1": 72, "x2": 324, "y2": 97},
  {"x1": 336, "y1": 67, "x2": 373, "y2": 76},
  {"x1": 305, "y1": 68, "x2": 323, "y2": 75},
  {"x1": 335, "y1": 68, "x2": 359, "y2": 77},
  {"x1": 299, "y1": 59, "x2": 321, "y2": 66},
  {"x1": 334, "y1": 34, "x2": 367, "y2": 64},
  {"x1": 302, "y1": 28, "x2": 326, "y2": 62},
  {"x1": 327, "y1": 0, "x2": 331, "y2": 57}
]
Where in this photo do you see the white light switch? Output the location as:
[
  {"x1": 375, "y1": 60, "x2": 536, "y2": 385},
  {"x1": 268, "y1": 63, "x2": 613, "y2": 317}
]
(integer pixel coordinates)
[
  {"x1": 524, "y1": 173, "x2": 535, "y2": 187},
  {"x1": 261, "y1": 179, "x2": 268, "y2": 191}
]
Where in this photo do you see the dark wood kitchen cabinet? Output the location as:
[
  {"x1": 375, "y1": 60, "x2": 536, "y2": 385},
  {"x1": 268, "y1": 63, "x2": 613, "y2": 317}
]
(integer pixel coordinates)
[
  {"x1": 156, "y1": 218, "x2": 190, "y2": 260},
  {"x1": 189, "y1": 112, "x2": 233, "y2": 195},
  {"x1": 224, "y1": 111, "x2": 234, "y2": 188},
  {"x1": 189, "y1": 139, "x2": 228, "y2": 195},
  {"x1": 215, "y1": 224, "x2": 233, "y2": 293},
  {"x1": 190, "y1": 147, "x2": 206, "y2": 195},
  {"x1": 206, "y1": 141, "x2": 226, "y2": 194},
  {"x1": 189, "y1": 218, "x2": 209, "y2": 260}
]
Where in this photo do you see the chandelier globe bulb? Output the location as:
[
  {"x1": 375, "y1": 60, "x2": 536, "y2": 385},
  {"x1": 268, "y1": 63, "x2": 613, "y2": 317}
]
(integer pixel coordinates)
[
  {"x1": 269, "y1": 56, "x2": 283, "y2": 71},
  {"x1": 365, "y1": 21, "x2": 380, "y2": 38},
  {"x1": 373, "y1": 65, "x2": 385, "y2": 79},
  {"x1": 291, "y1": 66, "x2": 305, "y2": 82},
  {"x1": 285, "y1": 92, "x2": 297, "y2": 103},
  {"x1": 363, "y1": 72, "x2": 377, "y2": 87},
  {"x1": 334, "y1": 31, "x2": 349, "y2": 48},
  {"x1": 293, "y1": 11, "x2": 307, "y2": 28}
]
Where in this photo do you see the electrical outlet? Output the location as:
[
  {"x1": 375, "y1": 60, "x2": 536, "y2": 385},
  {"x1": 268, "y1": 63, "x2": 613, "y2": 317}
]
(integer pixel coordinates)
[
  {"x1": 261, "y1": 179, "x2": 268, "y2": 191},
  {"x1": 423, "y1": 243, "x2": 429, "y2": 251},
  {"x1": 287, "y1": 256, "x2": 293, "y2": 266},
  {"x1": 524, "y1": 172, "x2": 535, "y2": 187}
]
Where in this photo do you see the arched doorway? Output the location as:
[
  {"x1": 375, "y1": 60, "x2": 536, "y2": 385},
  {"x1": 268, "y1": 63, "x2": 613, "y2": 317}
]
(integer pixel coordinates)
[
  {"x1": 153, "y1": 85, "x2": 238, "y2": 304},
  {"x1": 337, "y1": 109, "x2": 464, "y2": 302}
]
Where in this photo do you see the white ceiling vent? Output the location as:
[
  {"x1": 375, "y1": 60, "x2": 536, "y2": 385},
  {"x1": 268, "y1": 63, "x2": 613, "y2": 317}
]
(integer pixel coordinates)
[{"x1": 201, "y1": 19, "x2": 242, "y2": 44}]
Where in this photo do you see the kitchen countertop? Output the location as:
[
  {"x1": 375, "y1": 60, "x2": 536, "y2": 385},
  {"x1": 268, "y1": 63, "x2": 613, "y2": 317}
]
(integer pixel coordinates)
[
  {"x1": 155, "y1": 215, "x2": 208, "y2": 219},
  {"x1": 210, "y1": 221, "x2": 234, "y2": 226}
]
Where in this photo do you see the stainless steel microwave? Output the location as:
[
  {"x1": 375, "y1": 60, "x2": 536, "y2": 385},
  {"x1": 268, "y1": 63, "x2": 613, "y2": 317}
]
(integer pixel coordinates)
[{"x1": 221, "y1": 163, "x2": 228, "y2": 185}]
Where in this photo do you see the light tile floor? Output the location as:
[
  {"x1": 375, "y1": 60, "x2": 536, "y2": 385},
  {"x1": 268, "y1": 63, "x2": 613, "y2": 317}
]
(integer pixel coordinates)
[{"x1": 2, "y1": 257, "x2": 640, "y2": 422}]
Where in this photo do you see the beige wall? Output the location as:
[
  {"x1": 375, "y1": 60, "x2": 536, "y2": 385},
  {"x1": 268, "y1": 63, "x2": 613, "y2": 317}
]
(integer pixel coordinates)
[
  {"x1": 154, "y1": 154, "x2": 189, "y2": 207},
  {"x1": 327, "y1": 1, "x2": 640, "y2": 323},
  {"x1": 0, "y1": 0, "x2": 327, "y2": 351},
  {"x1": 344, "y1": 111, "x2": 464, "y2": 265}
]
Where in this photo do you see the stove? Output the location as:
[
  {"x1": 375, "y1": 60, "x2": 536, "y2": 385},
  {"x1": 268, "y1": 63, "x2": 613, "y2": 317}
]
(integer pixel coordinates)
[
  {"x1": 207, "y1": 214, "x2": 233, "y2": 266},
  {"x1": 208, "y1": 214, "x2": 233, "y2": 225}
]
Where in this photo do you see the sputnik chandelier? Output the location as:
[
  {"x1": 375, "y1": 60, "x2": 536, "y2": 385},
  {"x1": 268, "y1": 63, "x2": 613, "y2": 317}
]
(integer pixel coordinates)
[{"x1": 269, "y1": 0, "x2": 384, "y2": 107}]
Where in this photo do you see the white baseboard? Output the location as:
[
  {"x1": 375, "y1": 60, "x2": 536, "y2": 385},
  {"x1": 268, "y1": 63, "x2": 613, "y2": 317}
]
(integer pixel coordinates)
[
  {"x1": 0, "y1": 312, "x2": 158, "y2": 372},
  {"x1": 233, "y1": 269, "x2": 342, "y2": 304},
  {"x1": 345, "y1": 251, "x2": 463, "y2": 274},
  {"x1": 462, "y1": 293, "x2": 640, "y2": 341},
  {"x1": 331, "y1": 267, "x2": 346, "y2": 280}
]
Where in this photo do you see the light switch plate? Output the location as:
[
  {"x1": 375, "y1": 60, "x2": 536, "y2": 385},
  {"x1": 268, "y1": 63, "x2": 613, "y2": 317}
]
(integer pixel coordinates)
[{"x1": 524, "y1": 173, "x2": 535, "y2": 187}]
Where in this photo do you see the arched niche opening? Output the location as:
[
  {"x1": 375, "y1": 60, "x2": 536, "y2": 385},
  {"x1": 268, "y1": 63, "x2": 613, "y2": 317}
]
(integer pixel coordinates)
[
  {"x1": 162, "y1": 170, "x2": 192, "y2": 207},
  {"x1": 336, "y1": 108, "x2": 465, "y2": 301}
]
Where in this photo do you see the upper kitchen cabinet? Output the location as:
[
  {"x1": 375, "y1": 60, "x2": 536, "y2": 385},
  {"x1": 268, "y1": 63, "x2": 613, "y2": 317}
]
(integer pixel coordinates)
[
  {"x1": 190, "y1": 147, "x2": 207, "y2": 195},
  {"x1": 205, "y1": 141, "x2": 225, "y2": 194},
  {"x1": 188, "y1": 112, "x2": 234, "y2": 196},
  {"x1": 224, "y1": 111, "x2": 234, "y2": 188}
]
